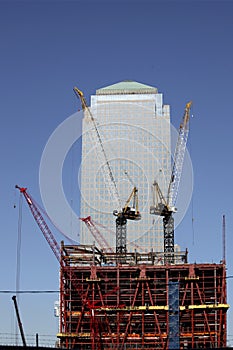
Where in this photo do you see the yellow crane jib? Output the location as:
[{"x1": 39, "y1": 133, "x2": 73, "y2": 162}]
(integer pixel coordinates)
[{"x1": 73, "y1": 86, "x2": 88, "y2": 111}]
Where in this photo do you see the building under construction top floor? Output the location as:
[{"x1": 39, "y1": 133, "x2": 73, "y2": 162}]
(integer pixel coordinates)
[{"x1": 57, "y1": 244, "x2": 229, "y2": 349}]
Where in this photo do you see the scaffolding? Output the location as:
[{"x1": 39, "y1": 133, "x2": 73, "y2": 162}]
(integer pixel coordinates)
[{"x1": 57, "y1": 244, "x2": 228, "y2": 349}]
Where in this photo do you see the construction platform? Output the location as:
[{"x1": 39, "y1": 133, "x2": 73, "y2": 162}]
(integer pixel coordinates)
[{"x1": 57, "y1": 244, "x2": 229, "y2": 349}]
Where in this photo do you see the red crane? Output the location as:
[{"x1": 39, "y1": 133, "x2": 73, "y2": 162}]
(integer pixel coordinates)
[
  {"x1": 15, "y1": 185, "x2": 115, "y2": 349},
  {"x1": 81, "y1": 216, "x2": 141, "y2": 253},
  {"x1": 15, "y1": 186, "x2": 61, "y2": 262},
  {"x1": 15, "y1": 186, "x2": 91, "y2": 304},
  {"x1": 15, "y1": 186, "x2": 84, "y2": 292},
  {"x1": 80, "y1": 216, "x2": 114, "y2": 253}
]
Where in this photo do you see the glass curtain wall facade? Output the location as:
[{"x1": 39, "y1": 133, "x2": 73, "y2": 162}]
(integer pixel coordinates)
[{"x1": 79, "y1": 81, "x2": 171, "y2": 253}]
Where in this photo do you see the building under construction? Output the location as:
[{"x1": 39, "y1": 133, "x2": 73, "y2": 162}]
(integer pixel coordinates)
[{"x1": 57, "y1": 244, "x2": 228, "y2": 349}]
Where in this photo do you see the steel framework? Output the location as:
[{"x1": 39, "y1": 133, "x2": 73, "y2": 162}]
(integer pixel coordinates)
[{"x1": 58, "y1": 245, "x2": 228, "y2": 349}]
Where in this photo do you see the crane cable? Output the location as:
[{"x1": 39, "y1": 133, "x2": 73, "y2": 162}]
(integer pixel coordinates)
[
  {"x1": 15, "y1": 193, "x2": 23, "y2": 345},
  {"x1": 16, "y1": 194, "x2": 23, "y2": 291}
]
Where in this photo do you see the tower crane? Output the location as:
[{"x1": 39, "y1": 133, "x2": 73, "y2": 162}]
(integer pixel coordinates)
[
  {"x1": 150, "y1": 101, "x2": 192, "y2": 264},
  {"x1": 74, "y1": 87, "x2": 141, "y2": 256}
]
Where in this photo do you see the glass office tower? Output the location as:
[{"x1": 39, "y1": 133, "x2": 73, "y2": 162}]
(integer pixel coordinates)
[{"x1": 79, "y1": 81, "x2": 171, "y2": 253}]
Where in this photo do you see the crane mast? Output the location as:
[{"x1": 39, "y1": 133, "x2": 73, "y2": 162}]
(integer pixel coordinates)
[
  {"x1": 150, "y1": 101, "x2": 192, "y2": 264},
  {"x1": 74, "y1": 87, "x2": 141, "y2": 257}
]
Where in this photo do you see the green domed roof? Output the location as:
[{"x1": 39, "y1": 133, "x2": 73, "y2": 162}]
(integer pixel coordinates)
[{"x1": 96, "y1": 80, "x2": 157, "y2": 95}]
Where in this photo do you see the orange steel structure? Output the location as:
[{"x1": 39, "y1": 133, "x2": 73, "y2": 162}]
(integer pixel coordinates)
[{"x1": 57, "y1": 244, "x2": 229, "y2": 349}]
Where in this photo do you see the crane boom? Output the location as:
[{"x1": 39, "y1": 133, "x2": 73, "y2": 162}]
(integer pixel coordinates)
[
  {"x1": 74, "y1": 87, "x2": 141, "y2": 257},
  {"x1": 15, "y1": 185, "x2": 61, "y2": 262},
  {"x1": 15, "y1": 185, "x2": 111, "y2": 347},
  {"x1": 15, "y1": 185, "x2": 86, "y2": 292},
  {"x1": 150, "y1": 101, "x2": 192, "y2": 264},
  {"x1": 167, "y1": 101, "x2": 192, "y2": 208},
  {"x1": 73, "y1": 87, "x2": 121, "y2": 210},
  {"x1": 80, "y1": 216, "x2": 114, "y2": 253}
]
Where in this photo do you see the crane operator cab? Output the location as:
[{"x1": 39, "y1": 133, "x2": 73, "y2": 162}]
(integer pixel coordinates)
[
  {"x1": 113, "y1": 207, "x2": 141, "y2": 221},
  {"x1": 123, "y1": 206, "x2": 141, "y2": 220},
  {"x1": 113, "y1": 186, "x2": 141, "y2": 222}
]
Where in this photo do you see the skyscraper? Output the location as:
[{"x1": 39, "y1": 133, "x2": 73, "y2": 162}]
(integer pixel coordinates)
[{"x1": 79, "y1": 81, "x2": 171, "y2": 253}]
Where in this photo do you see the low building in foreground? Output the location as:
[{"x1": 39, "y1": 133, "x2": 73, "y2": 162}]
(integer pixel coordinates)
[{"x1": 57, "y1": 244, "x2": 229, "y2": 349}]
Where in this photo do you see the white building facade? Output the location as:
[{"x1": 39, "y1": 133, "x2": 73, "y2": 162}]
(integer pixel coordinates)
[{"x1": 79, "y1": 81, "x2": 171, "y2": 253}]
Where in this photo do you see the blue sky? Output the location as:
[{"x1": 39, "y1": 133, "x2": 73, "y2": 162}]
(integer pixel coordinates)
[{"x1": 0, "y1": 0, "x2": 233, "y2": 346}]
